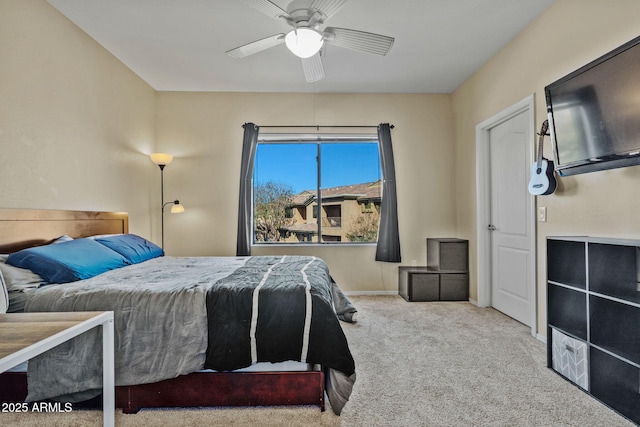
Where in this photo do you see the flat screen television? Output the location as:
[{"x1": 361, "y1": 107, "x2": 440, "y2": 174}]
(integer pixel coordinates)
[{"x1": 545, "y1": 35, "x2": 640, "y2": 176}]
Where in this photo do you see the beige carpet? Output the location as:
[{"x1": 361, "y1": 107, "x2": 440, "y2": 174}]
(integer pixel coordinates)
[{"x1": 0, "y1": 295, "x2": 633, "y2": 426}]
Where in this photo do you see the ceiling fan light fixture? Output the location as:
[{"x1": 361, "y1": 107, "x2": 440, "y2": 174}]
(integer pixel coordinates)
[{"x1": 285, "y1": 28, "x2": 324, "y2": 58}]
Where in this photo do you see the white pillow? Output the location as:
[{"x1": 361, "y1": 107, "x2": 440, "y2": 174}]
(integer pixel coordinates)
[
  {"x1": 0, "y1": 255, "x2": 43, "y2": 292},
  {"x1": 0, "y1": 269, "x2": 8, "y2": 314}
]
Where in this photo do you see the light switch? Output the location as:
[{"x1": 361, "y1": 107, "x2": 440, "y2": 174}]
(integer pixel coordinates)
[{"x1": 538, "y1": 207, "x2": 547, "y2": 222}]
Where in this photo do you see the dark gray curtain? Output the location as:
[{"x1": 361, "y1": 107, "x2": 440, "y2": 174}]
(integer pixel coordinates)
[
  {"x1": 376, "y1": 123, "x2": 401, "y2": 262},
  {"x1": 236, "y1": 122, "x2": 259, "y2": 256}
]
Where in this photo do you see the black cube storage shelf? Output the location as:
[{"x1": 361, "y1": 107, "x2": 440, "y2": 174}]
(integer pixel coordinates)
[
  {"x1": 427, "y1": 237, "x2": 469, "y2": 271},
  {"x1": 547, "y1": 236, "x2": 640, "y2": 425},
  {"x1": 398, "y1": 238, "x2": 469, "y2": 302}
]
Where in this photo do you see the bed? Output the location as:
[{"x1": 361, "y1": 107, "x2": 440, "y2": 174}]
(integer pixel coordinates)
[{"x1": 0, "y1": 209, "x2": 356, "y2": 415}]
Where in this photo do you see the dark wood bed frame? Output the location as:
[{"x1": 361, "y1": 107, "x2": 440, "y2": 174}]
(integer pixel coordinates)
[{"x1": 0, "y1": 209, "x2": 325, "y2": 413}]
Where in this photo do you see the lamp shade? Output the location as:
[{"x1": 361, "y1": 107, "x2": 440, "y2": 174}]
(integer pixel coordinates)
[
  {"x1": 150, "y1": 153, "x2": 174, "y2": 166},
  {"x1": 285, "y1": 28, "x2": 324, "y2": 58},
  {"x1": 171, "y1": 203, "x2": 185, "y2": 214}
]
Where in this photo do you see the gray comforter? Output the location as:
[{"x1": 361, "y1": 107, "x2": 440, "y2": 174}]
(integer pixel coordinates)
[{"x1": 23, "y1": 256, "x2": 356, "y2": 414}]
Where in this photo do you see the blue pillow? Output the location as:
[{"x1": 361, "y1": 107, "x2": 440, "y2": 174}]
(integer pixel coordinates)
[
  {"x1": 94, "y1": 234, "x2": 163, "y2": 264},
  {"x1": 6, "y1": 238, "x2": 130, "y2": 284}
]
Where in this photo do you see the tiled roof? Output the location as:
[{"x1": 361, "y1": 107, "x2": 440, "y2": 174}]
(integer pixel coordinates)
[
  {"x1": 322, "y1": 181, "x2": 381, "y2": 200},
  {"x1": 290, "y1": 190, "x2": 315, "y2": 206},
  {"x1": 290, "y1": 180, "x2": 381, "y2": 206}
]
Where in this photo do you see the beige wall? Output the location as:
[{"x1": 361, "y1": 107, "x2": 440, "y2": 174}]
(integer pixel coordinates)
[
  {"x1": 13, "y1": 0, "x2": 640, "y2": 309},
  {"x1": 2, "y1": 1, "x2": 458, "y2": 294},
  {"x1": 155, "y1": 92, "x2": 457, "y2": 292},
  {"x1": 452, "y1": 0, "x2": 640, "y2": 334},
  {"x1": 0, "y1": 0, "x2": 156, "y2": 236}
]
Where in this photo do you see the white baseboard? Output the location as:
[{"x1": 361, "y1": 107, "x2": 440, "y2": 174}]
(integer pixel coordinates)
[
  {"x1": 536, "y1": 333, "x2": 547, "y2": 344},
  {"x1": 345, "y1": 290, "x2": 398, "y2": 296},
  {"x1": 346, "y1": 292, "x2": 483, "y2": 301}
]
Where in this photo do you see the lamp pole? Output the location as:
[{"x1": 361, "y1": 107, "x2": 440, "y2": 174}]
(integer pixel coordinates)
[{"x1": 159, "y1": 164, "x2": 166, "y2": 250}]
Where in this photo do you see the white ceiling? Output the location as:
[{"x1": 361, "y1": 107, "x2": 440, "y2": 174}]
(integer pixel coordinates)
[{"x1": 47, "y1": 0, "x2": 554, "y2": 93}]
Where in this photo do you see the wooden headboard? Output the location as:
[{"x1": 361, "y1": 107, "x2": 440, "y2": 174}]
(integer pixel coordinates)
[{"x1": 0, "y1": 209, "x2": 128, "y2": 253}]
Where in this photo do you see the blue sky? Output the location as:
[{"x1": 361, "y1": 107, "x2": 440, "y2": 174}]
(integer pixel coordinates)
[{"x1": 254, "y1": 142, "x2": 381, "y2": 193}]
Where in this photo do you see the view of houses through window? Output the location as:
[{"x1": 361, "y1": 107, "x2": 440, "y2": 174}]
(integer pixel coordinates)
[{"x1": 253, "y1": 139, "x2": 382, "y2": 244}]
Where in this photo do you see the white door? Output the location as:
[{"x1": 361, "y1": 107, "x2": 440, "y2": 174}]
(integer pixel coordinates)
[{"x1": 487, "y1": 110, "x2": 534, "y2": 326}]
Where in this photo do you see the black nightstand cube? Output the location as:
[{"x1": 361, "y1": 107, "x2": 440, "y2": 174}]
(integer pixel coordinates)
[
  {"x1": 398, "y1": 267, "x2": 469, "y2": 302},
  {"x1": 399, "y1": 237, "x2": 469, "y2": 302},
  {"x1": 427, "y1": 238, "x2": 469, "y2": 271},
  {"x1": 399, "y1": 267, "x2": 439, "y2": 301},
  {"x1": 439, "y1": 273, "x2": 469, "y2": 300}
]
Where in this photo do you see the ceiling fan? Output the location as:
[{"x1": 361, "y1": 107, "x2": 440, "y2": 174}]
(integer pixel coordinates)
[{"x1": 226, "y1": 0, "x2": 395, "y2": 82}]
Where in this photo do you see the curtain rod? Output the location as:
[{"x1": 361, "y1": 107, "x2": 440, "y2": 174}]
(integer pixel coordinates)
[{"x1": 242, "y1": 124, "x2": 394, "y2": 129}]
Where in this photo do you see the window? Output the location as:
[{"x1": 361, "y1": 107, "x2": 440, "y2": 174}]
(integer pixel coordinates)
[{"x1": 252, "y1": 135, "x2": 382, "y2": 244}]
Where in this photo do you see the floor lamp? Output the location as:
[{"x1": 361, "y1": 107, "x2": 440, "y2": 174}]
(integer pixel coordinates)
[{"x1": 150, "y1": 153, "x2": 185, "y2": 250}]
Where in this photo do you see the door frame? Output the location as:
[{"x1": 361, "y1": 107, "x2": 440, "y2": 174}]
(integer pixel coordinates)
[{"x1": 475, "y1": 94, "x2": 537, "y2": 337}]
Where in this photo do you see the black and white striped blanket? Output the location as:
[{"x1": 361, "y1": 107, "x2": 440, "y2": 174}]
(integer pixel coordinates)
[
  {"x1": 204, "y1": 256, "x2": 356, "y2": 413},
  {"x1": 205, "y1": 256, "x2": 354, "y2": 373}
]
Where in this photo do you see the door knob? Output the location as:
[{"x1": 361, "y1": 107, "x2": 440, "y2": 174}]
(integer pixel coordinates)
[{"x1": 488, "y1": 224, "x2": 496, "y2": 231}]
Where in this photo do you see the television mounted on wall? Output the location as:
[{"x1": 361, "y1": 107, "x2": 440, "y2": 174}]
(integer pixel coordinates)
[{"x1": 545, "y1": 35, "x2": 640, "y2": 176}]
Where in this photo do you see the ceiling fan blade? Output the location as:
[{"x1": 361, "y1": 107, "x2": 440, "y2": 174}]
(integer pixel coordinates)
[
  {"x1": 302, "y1": 53, "x2": 325, "y2": 82},
  {"x1": 226, "y1": 34, "x2": 285, "y2": 59},
  {"x1": 324, "y1": 27, "x2": 394, "y2": 55},
  {"x1": 239, "y1": 0, "x2": 288, "y2": 19},
  {"x1": 309, "y1": 0, "x2": 347, "y2": 20}
]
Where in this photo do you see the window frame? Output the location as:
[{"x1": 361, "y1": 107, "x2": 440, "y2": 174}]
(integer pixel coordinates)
[{"x1": 252, "y1": 133, "x2": 381, "y2": 246}]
